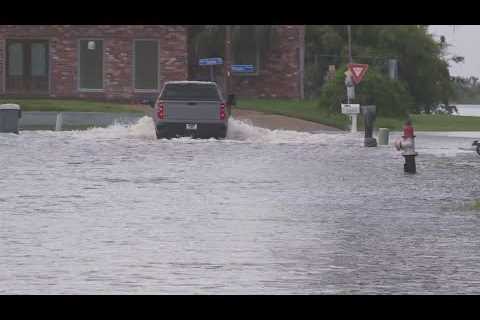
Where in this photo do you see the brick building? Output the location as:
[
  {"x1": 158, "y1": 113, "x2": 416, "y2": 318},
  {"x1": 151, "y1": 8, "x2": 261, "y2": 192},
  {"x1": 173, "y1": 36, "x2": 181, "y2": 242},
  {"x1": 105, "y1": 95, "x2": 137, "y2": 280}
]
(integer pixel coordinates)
[{"x1": 0, "y1": 25, "x2": 304, "y2": 102}]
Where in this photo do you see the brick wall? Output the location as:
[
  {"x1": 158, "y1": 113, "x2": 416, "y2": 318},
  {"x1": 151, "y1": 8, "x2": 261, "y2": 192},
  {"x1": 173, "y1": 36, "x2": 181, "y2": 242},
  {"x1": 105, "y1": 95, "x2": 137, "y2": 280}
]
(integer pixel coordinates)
[
  {"x1": 0, "y1": 25, "x2": 303, "y2": 101},
  {"x1": 0, "y1": 25, "x2": 188, "y2": 101},
  {"x1": 230, "y1": 25, "x2": 304, "y2": 99},
  {"x1": 188, "y1": 25, "x2": 305, "y2": 99}
]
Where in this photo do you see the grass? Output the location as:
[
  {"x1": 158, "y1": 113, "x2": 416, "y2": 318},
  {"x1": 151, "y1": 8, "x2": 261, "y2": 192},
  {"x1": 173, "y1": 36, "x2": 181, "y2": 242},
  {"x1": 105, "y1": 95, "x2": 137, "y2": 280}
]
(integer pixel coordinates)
[
  {"x1": 236, "y1": 99, "x2": 350, "y2": 129},
  {"x1": 2, "y1": 97, "x2": 480, "y2": 131},
  {"x1": 0, "y1": 98, "x2": 144, "y2": 113},
  {"x1": 237, "y1": 98, "x2": 480, "y2": 131}
]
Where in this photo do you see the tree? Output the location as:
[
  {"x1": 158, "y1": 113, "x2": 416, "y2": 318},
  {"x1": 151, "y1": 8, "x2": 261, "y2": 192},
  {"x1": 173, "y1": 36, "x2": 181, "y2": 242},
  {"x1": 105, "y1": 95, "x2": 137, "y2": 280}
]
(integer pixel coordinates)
[
  {"x1": 319, "y1": 65, "x2": 414, "y2": 117},
  {"x1": 306, "y1": 25, "x2": 455, "y2": 114}
]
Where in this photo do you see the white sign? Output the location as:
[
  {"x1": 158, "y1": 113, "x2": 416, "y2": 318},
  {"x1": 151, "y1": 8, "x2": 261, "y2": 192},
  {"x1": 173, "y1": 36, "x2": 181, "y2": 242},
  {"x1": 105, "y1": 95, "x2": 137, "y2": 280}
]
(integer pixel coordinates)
[
  {"x1": 199, "y1": 57, "x2": 223, "y2": 66},
  {"x1": 341, "y1": 104, "x2": 360, "y2": 114}
]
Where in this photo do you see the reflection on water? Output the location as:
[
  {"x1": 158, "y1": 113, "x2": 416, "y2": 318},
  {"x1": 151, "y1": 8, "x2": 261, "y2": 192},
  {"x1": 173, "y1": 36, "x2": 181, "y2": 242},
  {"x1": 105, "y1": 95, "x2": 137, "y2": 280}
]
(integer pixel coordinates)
[
  {"x1": 1, "y1": 117, "x2": 480, "y2": 294},
  {"x1": 455, "y1": 104, "x2": 480, "y2": 117}
]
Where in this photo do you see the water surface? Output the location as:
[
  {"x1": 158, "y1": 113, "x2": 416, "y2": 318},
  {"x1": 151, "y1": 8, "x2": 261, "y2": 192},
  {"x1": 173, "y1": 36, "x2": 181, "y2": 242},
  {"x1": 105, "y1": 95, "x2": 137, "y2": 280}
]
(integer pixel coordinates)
[{"x1": 1, "y1": 117, "x2": 480, "y2": 294}]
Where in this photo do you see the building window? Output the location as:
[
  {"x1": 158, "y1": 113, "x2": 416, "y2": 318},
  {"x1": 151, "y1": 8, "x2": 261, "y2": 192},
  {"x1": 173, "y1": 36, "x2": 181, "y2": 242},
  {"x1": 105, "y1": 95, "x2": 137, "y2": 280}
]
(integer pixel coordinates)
[
  {"x1": 79, "y1": 40, "x2": 103, "y2": 90},
  {"x1": 134, "y1": 40, "x2": 159, "y2": 90},
  {"x1": 8, "y1": 43, "x2": 24, "y2": 76},
  {"x1": 31, "y1": 43, "x2": 47, "y2": 77},
  {"x1": 232, "y1": 28, "x2": 260, "y2": 76}
]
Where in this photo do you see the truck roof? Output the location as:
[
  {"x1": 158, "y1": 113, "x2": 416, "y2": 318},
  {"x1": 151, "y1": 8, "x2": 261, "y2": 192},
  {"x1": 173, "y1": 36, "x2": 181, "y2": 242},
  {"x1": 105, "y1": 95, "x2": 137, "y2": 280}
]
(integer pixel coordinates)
[{"x1": 164, "y1": 81, "x2": 217, "y2": 85}]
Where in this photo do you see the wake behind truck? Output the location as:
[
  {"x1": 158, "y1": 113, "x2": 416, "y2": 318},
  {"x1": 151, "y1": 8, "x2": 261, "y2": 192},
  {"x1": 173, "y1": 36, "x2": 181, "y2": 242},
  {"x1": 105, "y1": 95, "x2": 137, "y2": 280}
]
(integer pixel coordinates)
[{"x1": 146, "y1": 81, "x2": 233, "y2": 139}]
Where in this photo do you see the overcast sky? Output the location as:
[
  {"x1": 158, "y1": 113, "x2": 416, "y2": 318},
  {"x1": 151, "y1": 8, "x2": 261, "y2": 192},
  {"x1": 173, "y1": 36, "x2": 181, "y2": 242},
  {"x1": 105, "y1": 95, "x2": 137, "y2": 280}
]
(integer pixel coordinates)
[{"x1": 429, "y1": 25, "x2": 480, "y2": 78}]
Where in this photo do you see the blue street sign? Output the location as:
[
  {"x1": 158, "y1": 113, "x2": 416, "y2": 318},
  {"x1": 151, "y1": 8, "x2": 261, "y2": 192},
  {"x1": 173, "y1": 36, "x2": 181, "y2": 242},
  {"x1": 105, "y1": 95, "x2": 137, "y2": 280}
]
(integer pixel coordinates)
[
  {"x1": 199, "y1": 57, "x2": 224, "y2": 66},
  {"x1": 231, "y1": 64, "x2": 255, "y2": 73}
]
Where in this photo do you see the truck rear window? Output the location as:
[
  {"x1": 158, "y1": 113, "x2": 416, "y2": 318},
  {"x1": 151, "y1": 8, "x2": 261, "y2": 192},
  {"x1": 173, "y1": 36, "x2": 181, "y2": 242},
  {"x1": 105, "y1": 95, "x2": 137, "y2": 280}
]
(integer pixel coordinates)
[{"x1": 160, "y1": 83, "x2": 220, "y2": 101}]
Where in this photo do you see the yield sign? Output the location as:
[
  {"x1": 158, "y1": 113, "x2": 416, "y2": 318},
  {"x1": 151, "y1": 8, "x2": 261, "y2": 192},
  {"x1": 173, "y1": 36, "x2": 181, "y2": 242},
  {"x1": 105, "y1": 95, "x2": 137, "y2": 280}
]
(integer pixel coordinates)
[{"x1": 348, "y1": 63, "x2": 369, "y2": 85}]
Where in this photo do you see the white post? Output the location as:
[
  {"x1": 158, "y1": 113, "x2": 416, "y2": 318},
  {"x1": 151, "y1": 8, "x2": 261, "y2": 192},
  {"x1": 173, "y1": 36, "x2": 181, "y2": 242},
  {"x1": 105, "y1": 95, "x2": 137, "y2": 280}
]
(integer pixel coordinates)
[
  {"x1": 55, "y1": 113, "x2": 63, "y2": 131},
  {"x1": 351, "y1": 114, "x2": 358, "y2": 133}
]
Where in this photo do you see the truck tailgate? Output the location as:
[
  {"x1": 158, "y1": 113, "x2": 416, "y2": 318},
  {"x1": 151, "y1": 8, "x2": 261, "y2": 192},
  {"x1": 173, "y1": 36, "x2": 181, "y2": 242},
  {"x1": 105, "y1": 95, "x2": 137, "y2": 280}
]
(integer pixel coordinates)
[{"x1": 164, "y1": 100, "x2": 221, "y2": 121}]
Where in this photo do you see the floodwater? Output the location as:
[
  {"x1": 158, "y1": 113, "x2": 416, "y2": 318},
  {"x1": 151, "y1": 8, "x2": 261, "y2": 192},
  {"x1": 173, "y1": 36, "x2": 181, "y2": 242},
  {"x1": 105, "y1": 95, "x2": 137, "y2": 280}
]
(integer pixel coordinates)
[{"x1": 1, "y1": 117, "x2": 480, "y2": 294}]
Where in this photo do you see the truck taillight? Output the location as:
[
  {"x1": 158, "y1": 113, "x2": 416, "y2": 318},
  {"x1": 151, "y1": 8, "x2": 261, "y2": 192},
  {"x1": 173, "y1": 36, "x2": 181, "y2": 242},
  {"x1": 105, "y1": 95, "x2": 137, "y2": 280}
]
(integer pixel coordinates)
[
  {"x1": 156, "y1": 102, "x2": 165, "y2": 119},
  {"x1": 220, "y1": 103, "x2": 226, "y2": 120}
]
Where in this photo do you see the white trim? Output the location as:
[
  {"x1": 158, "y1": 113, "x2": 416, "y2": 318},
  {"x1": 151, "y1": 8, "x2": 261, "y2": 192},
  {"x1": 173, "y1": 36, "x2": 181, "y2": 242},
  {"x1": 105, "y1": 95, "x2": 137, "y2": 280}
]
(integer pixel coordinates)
[
  {"x1": 133, "y1": 39, "x2": 160, "y2": 92},
  {"x1": 165, "y1": 80, "x2": 216, "y2": 85},
  {"x1": 77, "y1": 38, "x2": 105, "y2": 91}
]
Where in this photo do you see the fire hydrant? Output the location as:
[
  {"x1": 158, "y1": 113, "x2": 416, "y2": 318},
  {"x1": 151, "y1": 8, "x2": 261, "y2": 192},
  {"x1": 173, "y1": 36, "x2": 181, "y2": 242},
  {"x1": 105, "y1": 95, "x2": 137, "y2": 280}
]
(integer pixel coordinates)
[{"x1": 394, "y1": 119, "x2": 417, "y2": 174}]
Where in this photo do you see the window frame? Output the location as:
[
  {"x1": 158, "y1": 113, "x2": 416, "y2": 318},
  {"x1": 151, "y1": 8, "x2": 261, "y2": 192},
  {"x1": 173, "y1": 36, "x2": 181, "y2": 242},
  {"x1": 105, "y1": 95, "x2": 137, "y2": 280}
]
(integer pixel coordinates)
[
  {"x1": 133, "y1": 39, "x2": 160, "y2": 92},
  {"x1": 77, "y1": 38, "x2": 105, "y2": 92},
  {"x1": 3, "y1": 38, "x2": 52, "y2": 95}
]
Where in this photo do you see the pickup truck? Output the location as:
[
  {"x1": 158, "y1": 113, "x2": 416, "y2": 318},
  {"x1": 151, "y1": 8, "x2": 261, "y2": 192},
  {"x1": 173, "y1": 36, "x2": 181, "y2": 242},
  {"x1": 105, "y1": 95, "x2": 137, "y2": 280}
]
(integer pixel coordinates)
[{"x1": 146, "y1": 81, "x2": 233, "y2": 139}]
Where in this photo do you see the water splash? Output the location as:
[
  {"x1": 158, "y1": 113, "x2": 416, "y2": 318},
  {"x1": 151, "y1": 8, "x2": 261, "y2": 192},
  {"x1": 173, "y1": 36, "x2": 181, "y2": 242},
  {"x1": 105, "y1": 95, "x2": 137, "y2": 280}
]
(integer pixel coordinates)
[
  {"x1": 61, "y1": 116, "x2": 360, "y2": 146},
  {"x1": 70, "y1": 116, "x2": 156, "y2": 140},
  {"x1": 60, "y1": 115, "x2": 475, "y2": 157},
  {"x1": 227, "y1": 117, "x2": 360, "y2": 145}
]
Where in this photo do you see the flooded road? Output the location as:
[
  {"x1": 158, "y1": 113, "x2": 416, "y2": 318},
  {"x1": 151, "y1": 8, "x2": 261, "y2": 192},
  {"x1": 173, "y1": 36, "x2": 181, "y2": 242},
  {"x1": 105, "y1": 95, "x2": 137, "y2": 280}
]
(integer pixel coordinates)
[{"x1": 1, "y1": 117, "x2": 480, "y2": 294}]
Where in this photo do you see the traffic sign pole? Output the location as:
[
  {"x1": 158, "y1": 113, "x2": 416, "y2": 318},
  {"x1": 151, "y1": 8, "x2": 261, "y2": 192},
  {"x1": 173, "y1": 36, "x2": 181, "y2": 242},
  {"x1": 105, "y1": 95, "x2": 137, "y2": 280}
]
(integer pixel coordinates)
[{"x1": 341, "y1": 104, "x2": 360, "y2": 133}]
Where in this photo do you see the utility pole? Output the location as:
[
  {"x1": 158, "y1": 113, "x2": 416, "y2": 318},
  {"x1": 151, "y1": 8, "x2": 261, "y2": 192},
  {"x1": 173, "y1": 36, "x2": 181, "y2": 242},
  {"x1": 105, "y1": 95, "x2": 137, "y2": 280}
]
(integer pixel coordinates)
[
  {"x1": 345, "y1": 24, "x2": 356, "y2": 131},
  {"x1": 347, "y1": 25, "x2": 353, "y2": 63},
  {"x1": 224, "y1": 25, "x2": 232, "y2": 98},
  {"x1": 299, "y1": 26, "x2": 305, "y2": 100}
]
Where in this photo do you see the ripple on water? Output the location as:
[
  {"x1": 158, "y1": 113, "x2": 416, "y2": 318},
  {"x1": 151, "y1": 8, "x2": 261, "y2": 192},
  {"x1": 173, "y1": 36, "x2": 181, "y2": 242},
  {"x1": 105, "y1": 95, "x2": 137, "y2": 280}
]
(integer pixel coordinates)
[{"x1": 1, "y1": 118, "x2": 480, "y2": 294}]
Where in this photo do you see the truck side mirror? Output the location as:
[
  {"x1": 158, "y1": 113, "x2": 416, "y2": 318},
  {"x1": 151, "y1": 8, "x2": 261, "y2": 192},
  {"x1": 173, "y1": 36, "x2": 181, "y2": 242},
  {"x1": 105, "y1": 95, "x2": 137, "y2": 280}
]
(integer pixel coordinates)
[{"x1": 227, "y1": 94, "x2": 236, "y2": 107}]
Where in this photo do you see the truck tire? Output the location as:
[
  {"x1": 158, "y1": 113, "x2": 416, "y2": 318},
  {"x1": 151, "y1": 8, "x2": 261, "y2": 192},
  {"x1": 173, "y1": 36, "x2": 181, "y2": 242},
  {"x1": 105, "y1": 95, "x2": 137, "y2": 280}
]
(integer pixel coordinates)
[
  {"x1": 216, "y1": 129, "x2": 227, "y2": 139},
  {"x1": 156, "y1": 129, "x2": 167, "y2": 139}
]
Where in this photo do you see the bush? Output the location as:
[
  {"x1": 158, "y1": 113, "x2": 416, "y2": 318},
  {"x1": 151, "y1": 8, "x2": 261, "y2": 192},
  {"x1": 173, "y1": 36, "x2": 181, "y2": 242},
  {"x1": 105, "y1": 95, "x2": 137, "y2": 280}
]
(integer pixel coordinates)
[{"x1": 318, "y1": 65, "x2": 414, "y2": 117}]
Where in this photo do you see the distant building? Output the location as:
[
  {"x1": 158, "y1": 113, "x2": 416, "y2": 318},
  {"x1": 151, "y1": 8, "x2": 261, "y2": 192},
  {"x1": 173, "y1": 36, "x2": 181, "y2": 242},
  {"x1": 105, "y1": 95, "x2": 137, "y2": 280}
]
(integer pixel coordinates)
[{"x1": 0, "y1": 25, "x2": 304, "y2": 102}]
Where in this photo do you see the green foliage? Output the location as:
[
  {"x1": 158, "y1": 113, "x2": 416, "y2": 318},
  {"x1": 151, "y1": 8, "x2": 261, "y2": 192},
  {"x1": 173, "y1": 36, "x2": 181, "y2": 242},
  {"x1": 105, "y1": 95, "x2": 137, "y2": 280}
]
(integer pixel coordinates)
[
  {"x1": 236, "y1": 98, "x2": 480, "y2": 131},
  {"x1": 306, "y1": 25, "x2": 455, "y2": 113},
  {"x1": 318, "y1": 65, "x2": 414, "y2": 117}
]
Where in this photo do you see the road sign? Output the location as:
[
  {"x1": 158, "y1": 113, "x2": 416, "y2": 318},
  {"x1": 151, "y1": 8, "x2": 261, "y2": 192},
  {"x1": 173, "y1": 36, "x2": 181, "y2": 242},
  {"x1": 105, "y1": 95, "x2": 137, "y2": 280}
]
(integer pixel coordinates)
[
  {"x1": 231, "y1": 64, "x2": 255, "y2": 73},
  {"x1": 341, "y1": 104, "x2": 360, "y2": 114},
  {"x1": 199, "y1": 57, "x2": 224, "y2": 66},
  {"x1": 348, "y1": 63, "x2": 369, "y2": 84}
]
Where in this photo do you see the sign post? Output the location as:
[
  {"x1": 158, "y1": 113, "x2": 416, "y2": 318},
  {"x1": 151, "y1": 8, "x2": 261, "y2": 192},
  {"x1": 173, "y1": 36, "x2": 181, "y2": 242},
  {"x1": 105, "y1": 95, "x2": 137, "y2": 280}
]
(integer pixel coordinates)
[
  {"x1": 344, "y1": 64, "x2": 368, "y2": 132},
  {"x1": 344, "y1": 70, "x2": 354, "y2": 103},
  {"x1": 341, "y1": 103, "x2": 360, "y2": 133},
  {"x1": 199, "y1": 58, "x2": 224, "y2": 82}
]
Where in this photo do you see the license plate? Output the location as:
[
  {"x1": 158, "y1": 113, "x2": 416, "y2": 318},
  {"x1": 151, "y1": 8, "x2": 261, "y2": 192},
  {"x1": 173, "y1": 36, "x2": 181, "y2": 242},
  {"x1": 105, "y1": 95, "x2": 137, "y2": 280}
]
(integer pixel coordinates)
[{"x1": 186, "y1": 124, "x2": 197, "y2": 130}]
